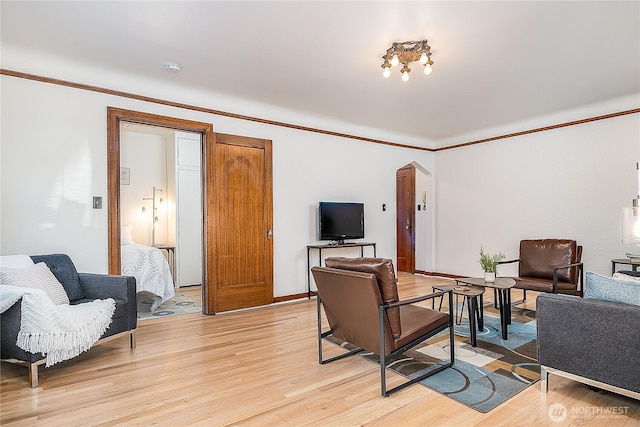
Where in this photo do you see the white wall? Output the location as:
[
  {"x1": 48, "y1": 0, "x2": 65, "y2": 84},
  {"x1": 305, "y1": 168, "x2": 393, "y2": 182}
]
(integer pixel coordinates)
[
  {"x1": 435, "y1": 96, "x2": 640, "y2": 277},
  {"x1": 120, "y1": 128, "x2": 170, "y2": 246},
  {"x1": 2, "y1": 47, "x2": 637, "y2": 297},
  {"x1": 0, "y1": 73, "x2": 433, "y2": 298}
]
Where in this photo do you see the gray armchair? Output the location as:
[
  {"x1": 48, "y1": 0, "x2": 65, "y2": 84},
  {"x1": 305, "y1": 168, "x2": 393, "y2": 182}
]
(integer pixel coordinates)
[
  {"x1": 1, "y1": 254, "x2": 137, "y2": 387},
  {"x1": 537, "y1": 290, "x2": 640, "y2": 399}
]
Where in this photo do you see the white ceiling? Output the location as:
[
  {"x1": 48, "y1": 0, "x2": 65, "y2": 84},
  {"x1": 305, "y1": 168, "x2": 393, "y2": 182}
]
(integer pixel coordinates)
[{"x1": 2, "y1": 1, "x2": 639, "y2": 147}]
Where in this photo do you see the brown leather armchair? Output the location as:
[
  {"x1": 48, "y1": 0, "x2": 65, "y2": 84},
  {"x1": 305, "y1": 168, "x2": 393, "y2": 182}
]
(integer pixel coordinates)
[
  {"x1": 500, "y1": 239, "x2": 584, "y2": 301},
  {"x1": 311, "y1": 257, "x2": 454, "y2": 397}
]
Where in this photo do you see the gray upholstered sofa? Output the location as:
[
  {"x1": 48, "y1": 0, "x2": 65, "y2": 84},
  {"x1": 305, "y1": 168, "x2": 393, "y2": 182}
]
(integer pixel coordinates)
[
  {"x1": 1, "y1": 254, "x2": 137, "y2": 387},
  {"x1": 536, "y1": 271, "x2": 640, "y2": 399}
]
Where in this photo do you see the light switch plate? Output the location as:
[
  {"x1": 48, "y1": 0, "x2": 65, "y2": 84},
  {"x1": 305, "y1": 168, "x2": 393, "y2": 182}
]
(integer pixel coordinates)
[{"x1": 93, "y1": 196, "x2": 102, "y2": 209}]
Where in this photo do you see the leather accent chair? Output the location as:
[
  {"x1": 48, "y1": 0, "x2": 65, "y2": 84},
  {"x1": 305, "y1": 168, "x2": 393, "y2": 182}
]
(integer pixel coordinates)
[
  {"x1": 500, "y1": 239, "x2": 584, "y2": 301},
  {"x1": 312, "y1": 257, "x2": 454, "y2": 397},
  {"x1": 1, "y1": 254, "x2": 137, "y2": 387}
]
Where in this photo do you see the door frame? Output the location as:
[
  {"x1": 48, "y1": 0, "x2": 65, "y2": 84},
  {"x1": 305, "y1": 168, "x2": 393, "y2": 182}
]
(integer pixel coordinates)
[{"x1": 107, "y1": 107, "x2": 215, "y2": 313}]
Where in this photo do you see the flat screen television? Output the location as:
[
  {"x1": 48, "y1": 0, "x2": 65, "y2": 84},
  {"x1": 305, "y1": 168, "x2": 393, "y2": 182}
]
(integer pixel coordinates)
[{"x1": 318, "y1": 202, "x2": 364, "y2": 244}]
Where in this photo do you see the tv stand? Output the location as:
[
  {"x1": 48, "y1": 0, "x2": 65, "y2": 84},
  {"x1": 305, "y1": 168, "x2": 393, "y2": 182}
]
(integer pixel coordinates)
[{"x1": 306, "y1": 241, "x2": 377, "y2": 298}]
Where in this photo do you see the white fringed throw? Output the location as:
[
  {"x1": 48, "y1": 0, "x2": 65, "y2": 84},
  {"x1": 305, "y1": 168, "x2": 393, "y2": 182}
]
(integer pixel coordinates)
[{"x1": 0, "y1": 285, "x2": 115, "y2": 366}]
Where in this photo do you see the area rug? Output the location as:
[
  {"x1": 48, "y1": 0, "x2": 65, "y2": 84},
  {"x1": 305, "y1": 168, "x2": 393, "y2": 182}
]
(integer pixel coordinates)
[
  {"x1": 137, "y1": 292, "x2": 201, "y2": 320},
  {"x1": 329, "y1": 306, "x2": 539, "y2": 413}
]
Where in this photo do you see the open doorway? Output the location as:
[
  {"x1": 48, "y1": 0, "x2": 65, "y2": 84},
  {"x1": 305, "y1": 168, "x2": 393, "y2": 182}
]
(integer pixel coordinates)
[
  {"x1": 107, "y1": 107, "x2": 213, "y2": 313},
  {"x1": 107, "y1": 108, "x2": 274, "y2": 314},
  {"x1": 120, "y1": 123, "x2": 203, "y2": 291}
]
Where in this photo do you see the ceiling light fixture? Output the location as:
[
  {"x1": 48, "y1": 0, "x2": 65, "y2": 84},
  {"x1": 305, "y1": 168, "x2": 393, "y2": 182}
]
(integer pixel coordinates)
[
  {"x1": 164, "y1": 62, "x2": 181, "y2": 73},
  {"x1": 381, "y1": 40, "x2": 433, "y2": 81}
]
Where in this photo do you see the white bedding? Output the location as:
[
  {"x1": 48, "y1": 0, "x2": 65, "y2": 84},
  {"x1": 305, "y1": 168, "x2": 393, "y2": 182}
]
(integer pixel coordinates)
[{"x1": 121, "y1": 244, "x2": 175, "y2": 311}]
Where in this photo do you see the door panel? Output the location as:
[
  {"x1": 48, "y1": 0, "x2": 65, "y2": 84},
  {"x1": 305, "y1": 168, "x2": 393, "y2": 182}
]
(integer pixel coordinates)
[
  {"x1": 396, "y1": 164, "x2": 415, "y2": 273},
  {"x1": 209, "y1": 133, "x2": 273, "y2": 313}
]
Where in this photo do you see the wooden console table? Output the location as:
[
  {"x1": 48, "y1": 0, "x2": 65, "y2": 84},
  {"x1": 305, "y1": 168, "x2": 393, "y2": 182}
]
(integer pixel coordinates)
[
  {"x1": 611, "y1": 258, "x2": 640, "y2": 274},
  {"x1": 306, "y1": 242, "x2": 377, "y2": 298}
]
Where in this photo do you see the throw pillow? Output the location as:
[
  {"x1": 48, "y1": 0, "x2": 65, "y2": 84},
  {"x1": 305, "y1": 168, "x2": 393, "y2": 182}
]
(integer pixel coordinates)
[
  {"x1": 584, "y1": 271, "x2": 640, "y2": 307},
  {"x1": 0, "y1": 255, "x2": 35, "y2": 269},
  {"x1": 121, "y1": 225, "x2": 134, "y2": 245},
  {"x1": 0, "y1": 262, "x2": 70, "y2": 305},
  {"x1": 614, "y1": 272, "x2": 640, "y2": 283}
]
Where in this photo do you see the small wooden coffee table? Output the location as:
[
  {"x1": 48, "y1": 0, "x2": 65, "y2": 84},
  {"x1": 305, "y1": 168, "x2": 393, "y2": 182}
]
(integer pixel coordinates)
[
  {"x1": 455, "y1": 277, "x2": 516, "y2": 340},
  {"x1": 432, "y1": 283, "x2": 485, "y2": 347}
]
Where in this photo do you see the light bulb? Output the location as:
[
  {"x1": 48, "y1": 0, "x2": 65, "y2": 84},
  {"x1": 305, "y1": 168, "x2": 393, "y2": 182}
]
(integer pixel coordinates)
[
  {"x1": 383, "y1": 67, "x2": 391, "y2": 78},
  {"x1": 420, "y1": 52, "x2": 428, "y2": 65},
  {"x1": 424, "y1": 63, "x2": 433, "y2": 75},
  {"x1": 390, "y1": 54, "x2": 399, "y2": 67},
  {"x1": 402, "y1": 71, "x2": 410, "y2": 82}
]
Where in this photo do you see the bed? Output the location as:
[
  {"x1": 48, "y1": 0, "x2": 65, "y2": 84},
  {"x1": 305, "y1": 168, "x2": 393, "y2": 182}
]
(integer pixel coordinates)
[{"x1": 120, "y1": 226, "x2": 175, "y2": 312}]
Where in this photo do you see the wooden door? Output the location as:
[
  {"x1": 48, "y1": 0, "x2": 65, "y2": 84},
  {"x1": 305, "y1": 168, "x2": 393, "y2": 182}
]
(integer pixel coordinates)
[
  {"x1": 396, "y1": 164, "x2": 415, "y2": 273},
  {"x1": 206, "y1": 133, "x2": 273, "y2": 313}
]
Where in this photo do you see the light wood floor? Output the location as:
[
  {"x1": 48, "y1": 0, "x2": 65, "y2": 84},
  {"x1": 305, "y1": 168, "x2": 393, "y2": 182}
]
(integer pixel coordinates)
[{"x1": 1, "y1": 273, "x2": 638, "y2": 426}]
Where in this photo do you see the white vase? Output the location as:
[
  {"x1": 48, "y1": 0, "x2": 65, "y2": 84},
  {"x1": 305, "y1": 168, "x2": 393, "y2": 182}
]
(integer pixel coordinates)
[{"x1": 484, "y1": 271, "x2": 496, "y2": 282}]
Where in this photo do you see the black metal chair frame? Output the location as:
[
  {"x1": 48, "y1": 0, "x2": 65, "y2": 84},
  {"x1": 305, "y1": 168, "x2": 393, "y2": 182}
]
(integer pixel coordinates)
[
  {"x1": 317, "y1": 290, "x2": 455, "y2": 397},
  {"x1": 495, "y1": 259, "x2": 584, "y2": 306}
]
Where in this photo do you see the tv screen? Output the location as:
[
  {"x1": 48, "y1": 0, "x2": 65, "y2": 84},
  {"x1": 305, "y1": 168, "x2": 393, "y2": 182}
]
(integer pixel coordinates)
[{"x1": 318, "y1": 202, "x2": 364, "y2": 243}]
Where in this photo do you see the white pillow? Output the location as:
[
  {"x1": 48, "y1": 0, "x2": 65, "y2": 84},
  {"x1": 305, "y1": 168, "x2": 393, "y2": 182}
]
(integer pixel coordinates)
[
  {"x1": 121, "y1": 225, "x2": 134, "y2": 245},
  {"x1": 0, "y1": 262, "x2": 70, "y2": 305},
  {"x1": 614, "y1": 272, "x2": 640, "y2": 283},
  {"x1": 0, "y1": 255, "x2": 35, "y2": 269}
]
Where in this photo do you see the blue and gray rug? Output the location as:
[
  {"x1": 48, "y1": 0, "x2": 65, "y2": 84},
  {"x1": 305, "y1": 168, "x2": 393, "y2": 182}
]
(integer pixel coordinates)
[
  {"x1": 333, "y1": 307, "x2": 539, "y2": 413},
  {"x1": 137, "y1": 292, "x2": 201, "y2": 320}
]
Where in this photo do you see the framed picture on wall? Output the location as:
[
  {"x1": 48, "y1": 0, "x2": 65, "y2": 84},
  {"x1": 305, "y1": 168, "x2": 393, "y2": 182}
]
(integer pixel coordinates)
[{"x1": 120, "y1": 167, "x2": 130, "y2": 185}]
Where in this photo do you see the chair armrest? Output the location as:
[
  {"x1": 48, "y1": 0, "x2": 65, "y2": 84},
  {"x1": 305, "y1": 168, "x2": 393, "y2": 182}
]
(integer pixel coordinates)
[
  {"x1": 79, "y1": 273, "x2": 136, "y2": 302},
  {"x1": 384, "y1": 290, "x2": 450, "y2": 308},
  {"x1": 0, "y1": 301, "x2": 45, "y2": 363},
  {"x1": 553, "y1": 261, "x2": 583, "y2": 271},
  {"x1": 537, "y1": 293, "x2": 640, "y2": 392},
  {"x1": 552, "y1": 262, "x2": 584, "y2": 294}
]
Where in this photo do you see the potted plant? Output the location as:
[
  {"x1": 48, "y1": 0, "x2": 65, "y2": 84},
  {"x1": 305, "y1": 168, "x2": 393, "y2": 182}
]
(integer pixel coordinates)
[{"x1": 479, "y1": 246, "x2": 505, "y2": 282}]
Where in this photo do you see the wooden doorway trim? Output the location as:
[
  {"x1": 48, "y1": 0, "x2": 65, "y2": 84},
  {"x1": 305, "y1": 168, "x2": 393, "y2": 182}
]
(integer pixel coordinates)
[{"x1": 107, "y1": 107, "x2": 215, "y2": 312}]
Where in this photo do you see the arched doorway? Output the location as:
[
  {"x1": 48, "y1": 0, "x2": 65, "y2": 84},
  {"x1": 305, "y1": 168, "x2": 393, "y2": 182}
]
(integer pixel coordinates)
[{"x1": 396, "y1": 162, "x2": 433, "y2": 274}]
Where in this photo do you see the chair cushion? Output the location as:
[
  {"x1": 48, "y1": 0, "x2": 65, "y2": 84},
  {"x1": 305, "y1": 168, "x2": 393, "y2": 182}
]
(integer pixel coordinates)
[
  {"x1": 324, "y1": 257, "x2": 401, "y2": 337},
  {"x1": 584, "y1": 272, "x2": 640, "y2": 306},
  {"x1": 31, "y1": 254, "x2": 85, "y2": 301},
  {"x1": 513, "y1": 277, "x2": 578, "y2": 293},
  {"x1": 519, "y1": 239, "x2": 578, "y2": 283},
  {"x1": 393, "y1": 304, "x2": 449, "y2": 351},
  {"x1": 312, "y1": 267, "x2": 393, "y2": 355},
  {"x1": 0, "y1": 262, "x2": 70, "y2": 305}
]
